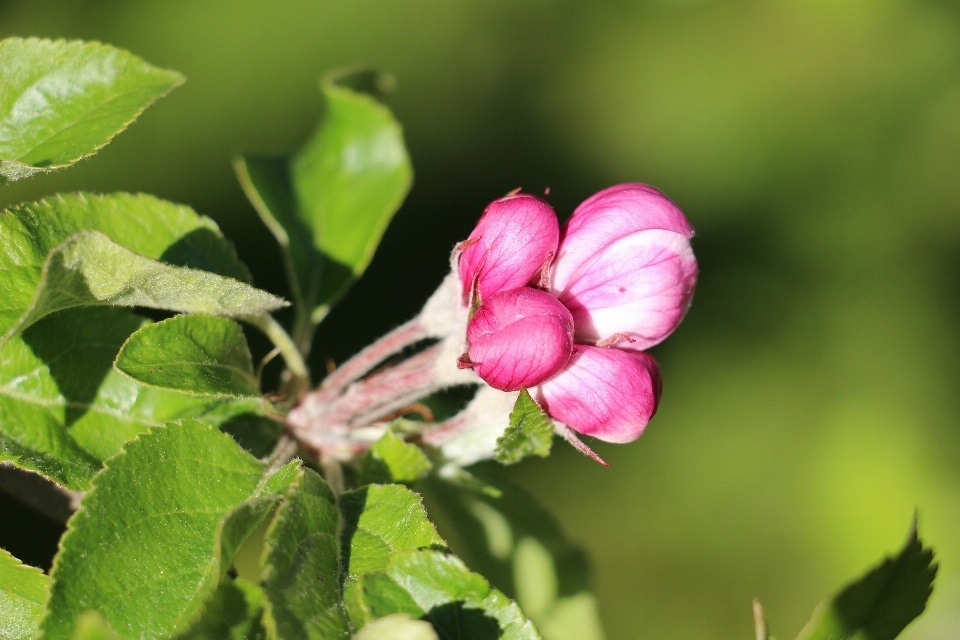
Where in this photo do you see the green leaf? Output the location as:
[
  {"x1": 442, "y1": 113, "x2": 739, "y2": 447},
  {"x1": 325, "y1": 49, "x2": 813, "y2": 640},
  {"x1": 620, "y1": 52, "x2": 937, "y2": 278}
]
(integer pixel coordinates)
[
  {"x1": 115, "y1": 314, "x2": 259, "y2": 398},
  {"x1": 353, "y1": 614, "x2": 438, "y2": 640},
  {"x1": 0, "y1": 38, "x2": 184, "y2": 183},
  {"x1": 425, "y1": 476, "x2": 605, "y2": 640},
  {"x1": 235, "y1": 70, "x2": 412, "y2": 324},
  {"x1": 260, "y1": 466, "x2": 350, "y2": 640},
  {"x1": 340, "y1": 484, "x2": 446, "y2": 627},
  {"x1": 796, "y1": 524, "x2": 937, "y2": 640},
  {"x1": 175, "y1": 579, "x2": 267, "y2": 640},
  {"x1": 0, "y1": 548, "x2": 50, "y2": 640},
  {"x1": 0, "y1": 192, "x2": 254, "y2": 347},
  {"x1": 359, "y1": 430, "x2": 433, "y2": 485},
  {"x1": 6, "y1": 230, "x2": 285, "y2": 344},
  {"x1": 42, "y1": 420, "x2": 281, "y2": 640},
  {"x1": 233, "y1": 155, "x2": 322, "y2": 320},
  {"x1": 360, "y1": 550, "x2": 541, "y2": 640},
  {"x1": 496, "y1": 390, "x2": 554, "y2": 465},
  {"x1": 0, "y1": 307, "x2": 276, "y2": 490}
]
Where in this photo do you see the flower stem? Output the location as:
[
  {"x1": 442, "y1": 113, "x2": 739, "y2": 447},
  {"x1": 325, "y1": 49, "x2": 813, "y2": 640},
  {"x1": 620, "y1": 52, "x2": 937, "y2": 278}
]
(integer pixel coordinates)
[{"x1": 245, "y1": 313, "x2": 311, "y2": 398}]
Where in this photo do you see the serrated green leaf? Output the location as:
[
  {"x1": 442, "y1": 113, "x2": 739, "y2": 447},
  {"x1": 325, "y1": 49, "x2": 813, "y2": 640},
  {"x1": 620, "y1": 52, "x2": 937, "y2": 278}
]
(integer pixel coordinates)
[
  {"x1": 42, "y1": 420, "x2": 274, "y2": 640},
  {"x1": 362, "y1": 550, "x2": 541, "y2": 640},
  {"x1": 175, "y1": 579, "x2": 267, "y2": 640},
  {"x1": 5, "y1": 230, "x2": 285, "y2": 344},
  {"x1": 496, "y1": 390, "x2": 554, "y2": 465},
  {"x1": 359, "y1": 430, "x2": 432, "y2": 485},
  {"x1": 796, "y1": 525, "x2": 937, "y2": 640},
  {"x1": 0, "y1": 192, "x2": 254, "y2": 348},
  {"x1": 0, "y1": 548, "x2": 50, "y2": 640},
  {"x1": 115, "y1": 314, "x2": 259, "y2": 398},
  {"x1": 233, "y1": 155, "x2": 322, "y2": 321},
  {"x1": 0, "y1": 307, "x2": 275, "y2": 490},
  {"x1": 353, "y1": 614, "x2": 438, "y2": 640},
  {"x1": 260, "y1": 466, "x2": 349, "y2": 640},
  {"x1": 340, "y1": 484, "x2": 446, "y2": 628},
  {"x1": 341, "y1": 484, "x2": 446, "y2": 578},
  {"x1": 425, "y1": 476, "x2": 604, "y2": 640},
  {"x1": 0, "y1": 38, "x2": 184, "y2": 183}
]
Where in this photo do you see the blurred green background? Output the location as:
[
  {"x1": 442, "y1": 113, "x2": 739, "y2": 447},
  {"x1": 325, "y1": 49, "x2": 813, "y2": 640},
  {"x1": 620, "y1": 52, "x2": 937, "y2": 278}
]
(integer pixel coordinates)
[{"x1": 2, "y1": 1, "x2": 960, "y2": 638}]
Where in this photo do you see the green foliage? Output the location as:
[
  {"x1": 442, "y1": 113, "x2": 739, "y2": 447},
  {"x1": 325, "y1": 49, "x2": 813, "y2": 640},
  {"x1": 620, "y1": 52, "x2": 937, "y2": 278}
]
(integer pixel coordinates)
[
  {"x1": 176, "y1": 579, "x2": 268, "y2": 640},
  {"x1": 359, "y1": 429, "x2": 433, "y2": 485},
  {"x1": 235, "y1": 69, "x2": 412, "y2": 329},
  {"x1": 0, "y1": 307, "x2": 275, "y2": 490},
  {"x1": 0, "y1": 548, "x2": 49, "y2": 640},
  {"x1": 425, "y1": 476, "x2": 604, "y2": 640},
  {"x1": 115, "y1": 314, "x2": 259, "y2": 398},
  {"x1": 0, "y1": 192, "x2": 257, "y2": 347},
  {"x1": 795, "y1": 525, "x2": 937, "y2": 640},
  {"x1": 496, "y1": 390, "x2": 554, "y2": 465},
  {"x1": 0, "y1": 38, "x2": 183, "y2": 183},
  {"x1": 260, "y1": 466, "x2": 350, "y2": 639},
  {"x1": 70, "y1": 612, "x2": 122, "y2": 640},
  {"x1": 358, "y1": 549, "x2": 541, "y2": 640},
  {"x1": 41, "y1": 421, "x2": 284, "y2": 640}
]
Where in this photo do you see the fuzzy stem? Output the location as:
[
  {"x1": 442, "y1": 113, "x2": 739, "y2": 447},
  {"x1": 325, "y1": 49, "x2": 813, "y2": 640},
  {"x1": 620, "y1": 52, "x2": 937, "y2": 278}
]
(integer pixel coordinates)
[
  {"x1": 319, "y1": 318, "x2": 428, "y2": 394},
  {"x1": 245, "y1": 314, "x2": 311, "y2": 398}
]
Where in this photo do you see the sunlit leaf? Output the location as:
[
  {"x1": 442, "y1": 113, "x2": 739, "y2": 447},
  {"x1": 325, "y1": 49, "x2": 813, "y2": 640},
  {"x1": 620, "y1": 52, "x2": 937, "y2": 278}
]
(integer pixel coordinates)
[
  {"x1": 796, "y1": 524, "x2": 937, "y2": 640},
  {"x1": 260, "y1": 466, "x2": 350, "y2": 640},
  {"x1": 0, "y1": 192, "x2": 254, "y2": 348},
  {"x1": 359, "y1": 430, "x2": 433, "y2": 485},
  {"x1": 359, "y1": 550, "x2": 541, "y2": 640},
  {"x1": 425, "y1": 475, "x2": 604, "y2": 640},
  {"x1": 496, "y1": 389, "x2": 553, "y2": 465},
  {"x1": 0, "y1": 308, "x2": 275, "y2": 490},
  {"x1": 340, "y1": 483, "x2": 446, "y2": 627},
  {"x1": 0, "y1": 548, "x2": 49, "y2": 640},
  {"x1": 41, "y1": 421, "x2": 288, "y2": 640},
  {"x1": 0, "y1": 38, "x2": 183, "y2": 183},
  {"x1": 115, "y1": 314, "x2": 259, "y2": 398}
]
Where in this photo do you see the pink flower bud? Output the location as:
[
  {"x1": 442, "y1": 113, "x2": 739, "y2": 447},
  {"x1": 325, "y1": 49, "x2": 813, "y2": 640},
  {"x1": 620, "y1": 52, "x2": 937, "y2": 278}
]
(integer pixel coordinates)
[
  {"x1": 535, "y1": 345, "x2": 661, "y2": 443},
  {"x1": 551, "y1": 184, "x2": 697, "y2": 350},
  {"x1": 466, "y1": 287, "x2": 574, "y2": 391},
  {"x1": 458, "y1": 194, "x2": 559, "y2": 304}
]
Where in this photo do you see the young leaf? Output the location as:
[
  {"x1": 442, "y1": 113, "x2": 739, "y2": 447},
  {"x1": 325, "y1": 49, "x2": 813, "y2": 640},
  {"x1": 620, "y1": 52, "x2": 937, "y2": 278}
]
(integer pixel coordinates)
[
  {"x1": 0, "y1": 192, "x2": 254, "y2": 347},
  {"x1": 41, "y1": 420, "x2": 278, "y2": 640},
  {"x1": 0, "y1": 308, "x2": 275, "y2": 490},
  {"x1": 175, "y1": 579, "x2": 268, "y2": 640},
  {"x1": 352, "y1": 614, "x2": 438, "y2": 640},
  {"x1": 360, "y1": 550, "x2": 541, "y2": 640},
  {"x1": 0, "y1": 548, "x2": 50, "y2": 640},
  {"x1": 233, "y1": 155, "x2": 322, "y2": 321},
  {"x1": 260, "y1": 466, "x2": 350, "y2": 640},
  {"x1": 359, "y1": 430, "x2": 433, "y2": 485},
  {"x1": 70, "y1": 612, "x2": 123, "y2": 640},
  {"x1": 115, "y1": 314, "x2": 259, "y2": 398},
  {"x1": 796, "y1": 524, "x2": 937, "y2": 640},
  {"x1": 496, "y1": 389, "x2": 554, "y2": 465},
  {"x1": 0, "y1": 38, "x2": 184, "y2": 183},
  {"x1": 425, "y1": 476, "x2": 605, "y2": 640},
  {"x1": 340, "y1": 484, "x2": 446, "y2": 627}
]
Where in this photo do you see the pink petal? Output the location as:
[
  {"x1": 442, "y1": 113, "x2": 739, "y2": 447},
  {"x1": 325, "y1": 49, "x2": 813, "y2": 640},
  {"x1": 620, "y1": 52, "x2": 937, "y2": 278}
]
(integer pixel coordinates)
[
  {"x1": 550, "y1": 184, "x2": 697, "y2": 349},
  {"x1": 459, "y1": 194, "x2": 559, "y2": 303},
  {"x1": 535, "y1": 346, "x2": 661, "y2": 443},
  {"x1": 556, "y1": 229, "x2": 697, "y2": 350},
  {"x1": 467, "y1": 287, "x2": 574, "y2": 391}
]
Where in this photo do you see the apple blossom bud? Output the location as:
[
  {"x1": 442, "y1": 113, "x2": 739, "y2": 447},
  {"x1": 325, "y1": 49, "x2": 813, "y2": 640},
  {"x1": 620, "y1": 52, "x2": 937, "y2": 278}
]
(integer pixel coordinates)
[
  {"x1": 551, "y1": 184, "x2": 698, "y2": 350},
  {"x1": 458, "y1": 194, "x2": 559, "y2": 304},
  {"x1": 535, "y1": 345, "x2": 661, "y2": 443},
  {"x1": 466, "y1": 287, "x2": 574, "y2": 391}
]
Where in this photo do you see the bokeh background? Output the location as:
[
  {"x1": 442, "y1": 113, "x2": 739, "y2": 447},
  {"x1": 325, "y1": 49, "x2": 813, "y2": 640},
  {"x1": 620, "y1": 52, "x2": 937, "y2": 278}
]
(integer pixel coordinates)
[{"x1": 2, "y1": 1, "x2": 960, "y2": 638}]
